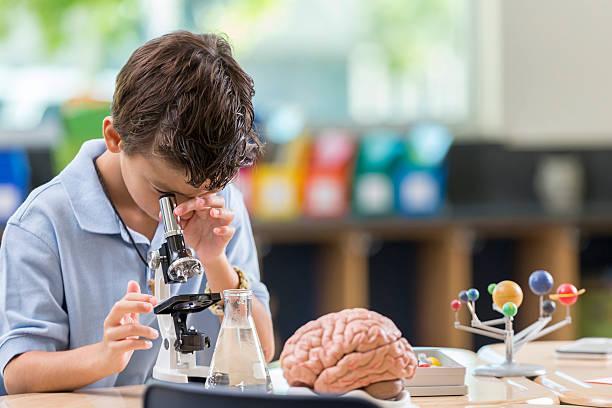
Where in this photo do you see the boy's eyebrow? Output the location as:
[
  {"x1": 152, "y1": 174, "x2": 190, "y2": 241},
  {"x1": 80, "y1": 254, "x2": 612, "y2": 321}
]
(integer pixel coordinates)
[
  {"x1": 151, "y1": 181, "x2": 183, "y2": 196},
  {"x1": 151, "y1": 181, "x2": 173, "y2": 193},
  {"x1": 151, "y1": 181, "x2": 204, "y2": 198}
]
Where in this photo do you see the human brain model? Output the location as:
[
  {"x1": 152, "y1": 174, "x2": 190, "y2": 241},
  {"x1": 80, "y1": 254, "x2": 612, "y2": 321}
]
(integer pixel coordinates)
[{"x1": 280, "y1": 308, "x2": 417, "y2": 399}]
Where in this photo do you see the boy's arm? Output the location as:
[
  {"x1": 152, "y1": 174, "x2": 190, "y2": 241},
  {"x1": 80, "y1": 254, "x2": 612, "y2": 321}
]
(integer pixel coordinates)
[
  {"x1": 0, "y1": 223, "x2": 158, "y2": 393},
  {"x1": 207, "y1": 188, "x2": 274, "y2": 362},
  {"x1": 0, "y1": 223, "x2": 70, "y2": 390},
  {"x1": 4, "y1": 343, "x2": 109, "y2": 393},
  {"x1": 203, "y1": 255, "x2": 275, "y2": 362},
  {"x1": 175, "y1": 187, "x2": 275, "y2": 361},
  {"x1": 4, "y1": 287, "x2": 157, "y2": 394}
]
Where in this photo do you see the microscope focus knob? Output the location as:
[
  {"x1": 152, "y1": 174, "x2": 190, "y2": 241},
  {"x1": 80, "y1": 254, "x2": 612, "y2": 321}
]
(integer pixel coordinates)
[
  {"x1": 148, "y1": 250, "x2": 161, "y2": 270},
  {"x1": 176, "y1": 330, "x2": 210, "y2": 353}
]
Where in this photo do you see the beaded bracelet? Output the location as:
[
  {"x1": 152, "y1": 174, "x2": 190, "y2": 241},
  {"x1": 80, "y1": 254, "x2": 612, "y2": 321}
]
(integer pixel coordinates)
[{"x1": 206, "y1": 266, "x2": 251, "y2": 316}]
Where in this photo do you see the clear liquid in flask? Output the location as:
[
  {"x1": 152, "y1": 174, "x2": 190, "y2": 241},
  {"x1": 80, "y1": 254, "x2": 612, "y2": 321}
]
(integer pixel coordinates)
[{"x1": 205, "y1": 289, "x2": 272, "y2": 393}]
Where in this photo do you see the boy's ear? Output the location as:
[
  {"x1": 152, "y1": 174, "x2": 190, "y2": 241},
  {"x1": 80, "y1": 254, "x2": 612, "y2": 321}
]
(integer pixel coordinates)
[{"x1": 102, "y1": 116, "x2": 123, "y2": 153}]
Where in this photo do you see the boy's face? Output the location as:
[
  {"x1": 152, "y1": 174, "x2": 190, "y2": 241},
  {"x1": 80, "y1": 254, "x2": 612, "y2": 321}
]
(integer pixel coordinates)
[{"x1": 119, "y1": 151, "x2": 211, "y2": 220}]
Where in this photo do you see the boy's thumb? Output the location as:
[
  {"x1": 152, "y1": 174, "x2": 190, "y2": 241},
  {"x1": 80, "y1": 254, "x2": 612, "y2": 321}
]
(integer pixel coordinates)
[{"x1": 126, "y1": 280, "x2": 141, "y2": 294}]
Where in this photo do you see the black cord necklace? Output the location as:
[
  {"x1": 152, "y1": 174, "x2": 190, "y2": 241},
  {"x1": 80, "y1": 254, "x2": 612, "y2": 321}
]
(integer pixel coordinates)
[{"x1": 94, "y1": 160, "x2": 149, "y2": 268}]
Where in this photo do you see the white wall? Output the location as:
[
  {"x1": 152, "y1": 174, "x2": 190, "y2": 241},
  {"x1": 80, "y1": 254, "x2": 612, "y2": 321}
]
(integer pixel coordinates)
[{"x1": 475, "y1": 0, "x2": 612, "y2": 146}]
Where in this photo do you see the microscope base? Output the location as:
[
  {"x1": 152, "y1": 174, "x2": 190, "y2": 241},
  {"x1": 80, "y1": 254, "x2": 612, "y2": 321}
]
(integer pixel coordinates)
[{"x1": 153, "y1": 365, "x2": 210, "y2": 383}]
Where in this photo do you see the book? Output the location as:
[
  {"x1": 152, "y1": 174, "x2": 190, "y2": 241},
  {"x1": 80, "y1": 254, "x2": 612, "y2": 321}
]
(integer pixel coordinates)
[{"x1": 555, "y1": 337, "x2": 612, "y2": 360}]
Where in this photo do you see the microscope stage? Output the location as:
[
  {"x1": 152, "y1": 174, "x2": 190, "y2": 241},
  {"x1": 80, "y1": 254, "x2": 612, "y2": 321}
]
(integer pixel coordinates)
[{"x1": 154, "y1": 293, "x2": 222, "y2": 315}]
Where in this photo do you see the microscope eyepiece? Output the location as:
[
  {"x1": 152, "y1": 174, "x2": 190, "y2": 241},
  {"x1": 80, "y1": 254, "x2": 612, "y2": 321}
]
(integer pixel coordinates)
[{"x1": 159, "y1": 195, "x2": 182, "y2": 238}]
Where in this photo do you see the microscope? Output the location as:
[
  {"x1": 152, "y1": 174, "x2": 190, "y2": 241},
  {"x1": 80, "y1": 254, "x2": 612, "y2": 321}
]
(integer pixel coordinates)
[{"x1": 148, "y1": 194, "x2": 221, "y2": 383}]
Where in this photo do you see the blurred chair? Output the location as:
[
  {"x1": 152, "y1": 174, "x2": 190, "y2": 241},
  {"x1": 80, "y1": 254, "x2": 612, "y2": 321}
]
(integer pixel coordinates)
[
  {"x1": 393, "y1": 123, "x2": 452, "y2": 216},
  {"x1": 144, "y1": 383, "x2": 378, "y2": 408},
  {"x1": 54, "y1": 99, "x2": 109, "y2": 174},
  {"x1": 251, "y1": 137, "x2": 310, "y2": 221},
  {"x1": 0, "y1": 149, "x2": 30, "y2": 225},
  {"x1": 352, "y1": 131, "x2": 402, "y2": 217},
  {"x1": 303, "y1": 129, "x2": 356, "y2": 219}
]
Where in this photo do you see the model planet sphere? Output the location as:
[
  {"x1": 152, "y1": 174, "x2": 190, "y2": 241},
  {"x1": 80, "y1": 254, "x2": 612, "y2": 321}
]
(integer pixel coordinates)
[
  {"x1": 502, "y1": 302, "x2": 518, "y2": 317},
  {"x1": 542, "y1": 300, "x2": 556, "y2": 316},
  {"x1": 556, "y1": 283, "x2": 578, "y2": 305},
  {"x1": 529, "y1": 270, "x2": 554, "y2": 295},
  {"x1": 493, "y1": 280, "x2": 523, "y2": 309},
  {"x1": 467, "y1": 288, "x2": 480, "y2": 302}
]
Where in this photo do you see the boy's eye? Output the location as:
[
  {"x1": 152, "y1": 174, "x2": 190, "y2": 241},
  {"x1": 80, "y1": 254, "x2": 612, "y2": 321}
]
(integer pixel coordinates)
[{"x1": 152, "y1": 186, "x2": 170, "y2": 195}]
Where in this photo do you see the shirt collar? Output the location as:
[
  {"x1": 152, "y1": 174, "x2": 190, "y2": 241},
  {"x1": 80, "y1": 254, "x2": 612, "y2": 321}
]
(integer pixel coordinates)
[{"x1": 59, "y1": 139, "x2": 124, "y2": 235}]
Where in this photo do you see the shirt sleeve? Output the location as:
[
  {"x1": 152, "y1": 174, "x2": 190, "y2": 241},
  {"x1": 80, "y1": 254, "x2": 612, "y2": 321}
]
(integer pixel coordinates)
[
  {"x1": 225, "y1": 186, "x2": 271, "y2": 314},
  {"x1": 0, "y1": 223, "x2": 69, "y2": 376}
]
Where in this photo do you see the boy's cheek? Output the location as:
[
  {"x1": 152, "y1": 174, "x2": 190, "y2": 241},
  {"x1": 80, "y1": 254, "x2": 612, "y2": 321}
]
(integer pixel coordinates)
[{"x1": 138, "y1": 196, "x2": 165, "y2": 221}]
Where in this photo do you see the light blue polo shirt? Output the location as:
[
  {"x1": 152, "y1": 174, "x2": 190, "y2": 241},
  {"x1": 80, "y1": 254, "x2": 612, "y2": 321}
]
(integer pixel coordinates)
[{"x1": 0, "y1": 139, "x2": 269, "y2": 391}]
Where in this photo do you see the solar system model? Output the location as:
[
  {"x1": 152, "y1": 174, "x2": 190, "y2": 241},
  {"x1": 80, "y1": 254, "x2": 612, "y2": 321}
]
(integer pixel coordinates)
[{"x1": 450, "y1": 270, "x2": 585, "y2": 377}]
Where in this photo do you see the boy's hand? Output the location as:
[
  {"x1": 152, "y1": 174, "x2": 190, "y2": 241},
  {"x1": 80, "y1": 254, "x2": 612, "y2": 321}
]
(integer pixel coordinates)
[
  {"x1": 173, "y1": 194, "x2": 235, "y2": 263},
  {"x1": 100, "y1": 281, "x2": 158, "y2": 376}
]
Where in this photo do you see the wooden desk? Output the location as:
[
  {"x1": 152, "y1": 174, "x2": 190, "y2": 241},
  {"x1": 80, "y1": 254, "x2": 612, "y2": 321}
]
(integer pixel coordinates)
[
  {"x1": 406, "y1": 348, "x2": 558, "y2": 407},
  {"x1": 0, "y1": 346, "x2": 561, "y2": 408},
  {"x1": 0, "y1": 385, "x2": 144, "y2": 408},
  {"x1": 480, "y1": 341, "x2": 612, "y2": 407}
]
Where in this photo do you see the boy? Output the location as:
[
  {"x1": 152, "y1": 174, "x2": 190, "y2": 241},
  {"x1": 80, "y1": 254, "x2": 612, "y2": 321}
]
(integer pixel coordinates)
[{"x1": 0, "y1": 31, "x2": 274, "y2": 394}]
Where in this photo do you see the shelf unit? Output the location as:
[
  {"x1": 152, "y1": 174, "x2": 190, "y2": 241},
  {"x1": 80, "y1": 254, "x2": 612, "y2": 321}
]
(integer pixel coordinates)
[{"x1": 252, "y1": 214, "x2": 602, "y2": 350}]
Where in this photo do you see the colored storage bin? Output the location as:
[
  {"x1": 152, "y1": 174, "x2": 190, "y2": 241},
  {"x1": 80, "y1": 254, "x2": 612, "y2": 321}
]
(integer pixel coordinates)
[{"x1": 0, "y1": 149, "x2": 30, "y2": 223}]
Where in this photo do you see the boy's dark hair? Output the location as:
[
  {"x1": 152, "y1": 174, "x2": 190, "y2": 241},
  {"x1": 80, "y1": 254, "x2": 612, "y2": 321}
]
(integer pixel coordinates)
[{"x1": 111, "y1": 31, "x2": 262, "y2": 190}]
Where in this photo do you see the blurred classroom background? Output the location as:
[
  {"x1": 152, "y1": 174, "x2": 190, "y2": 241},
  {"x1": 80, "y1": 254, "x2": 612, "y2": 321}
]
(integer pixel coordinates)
[{"x1": 0, "y1": 0, "x2": 611, "y2": 357}]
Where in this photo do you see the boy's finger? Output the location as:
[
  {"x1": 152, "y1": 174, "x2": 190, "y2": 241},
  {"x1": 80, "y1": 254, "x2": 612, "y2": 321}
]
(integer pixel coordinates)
[
  {"x1": 174, "y1": 195, "x2": 224, "y2": 216},
  {"x1": 210, "y1": 208, "x2": 234, "y2": 224},
  {"x1": 110, "y1": 339, "x2": 153, "y2": 353},
  {"x1": 213, "y1": 226, "x2": 235, "y2": 237},
  {"x1": 174, "y1": 197, "x2": 201, "y2": 216},
  {"x1": 123, "y1": 293, "x2": 157, "y2": 305},
  {"x1": 201, "y1": 195, "x2": 225, "y2": 208},
  {"x1": 126, "y1": 280, "x2": 140, "y2": 294},
  {"x1": 106, "y1": 324, "x2": 159, "y2": 342},
  {"x1": 187, "y1": 196, "x2": 221, "y2": 213},
  {"x1": 105, "y1": 301, "x2": 153, "y2": 327},
  {"x1": 179, "y1": 211, "x2": 194, "y2": 221},
  {"x1": 125, "y1": 280, "x2": 141, "y2": 321}
]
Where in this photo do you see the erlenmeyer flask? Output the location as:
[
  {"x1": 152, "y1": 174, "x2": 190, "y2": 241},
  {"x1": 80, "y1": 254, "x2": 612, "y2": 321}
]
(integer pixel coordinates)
[{"x1": 205, "y1": 289, "x2": 272, "y2": 393}]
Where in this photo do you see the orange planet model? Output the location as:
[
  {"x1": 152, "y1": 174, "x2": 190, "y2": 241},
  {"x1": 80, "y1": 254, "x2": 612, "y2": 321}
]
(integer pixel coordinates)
[{"x1": 492, "y1": 280, "x2": 524, "y2": 309}]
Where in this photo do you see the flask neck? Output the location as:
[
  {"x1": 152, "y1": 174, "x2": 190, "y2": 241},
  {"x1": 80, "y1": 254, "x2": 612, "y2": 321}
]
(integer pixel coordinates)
[{"x1": 223, "y1": 289, "x2": 253, "y2": 327}]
